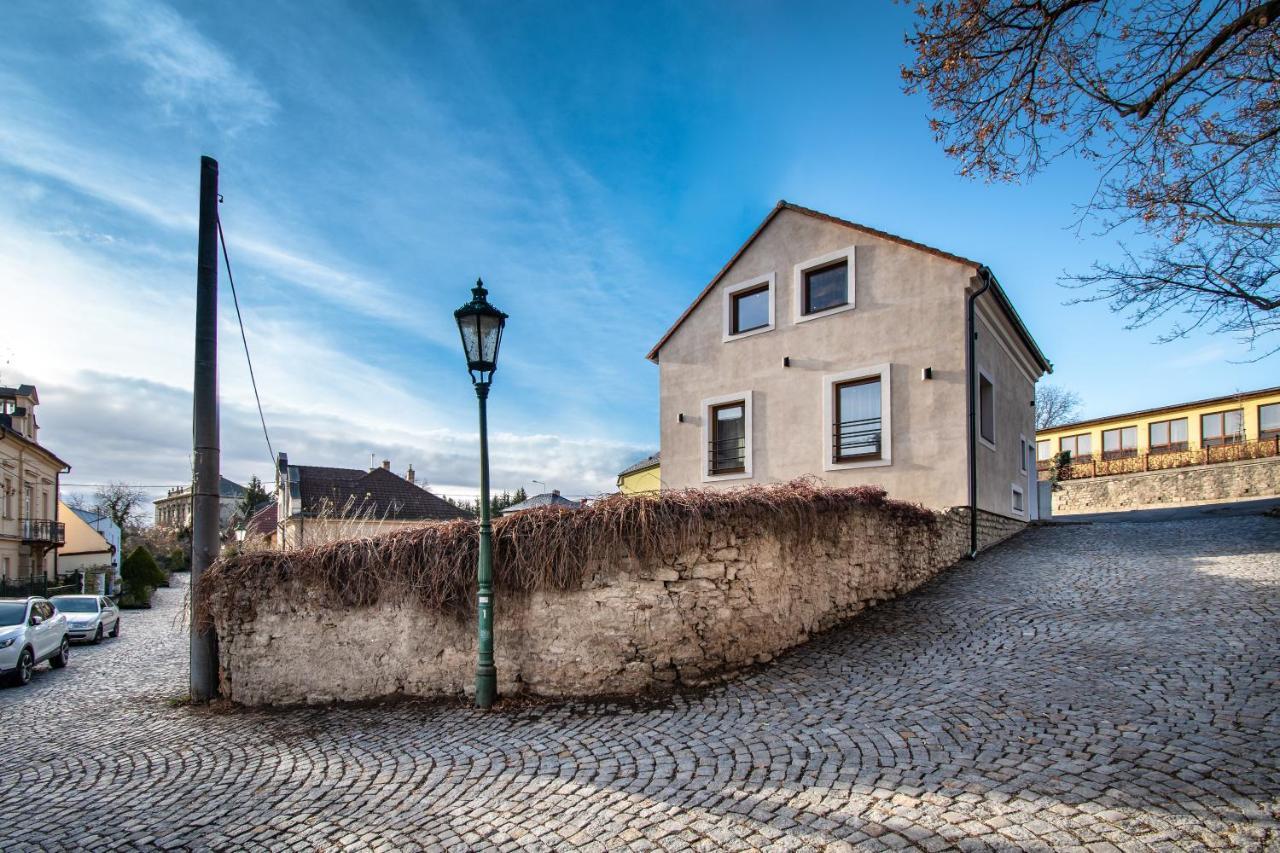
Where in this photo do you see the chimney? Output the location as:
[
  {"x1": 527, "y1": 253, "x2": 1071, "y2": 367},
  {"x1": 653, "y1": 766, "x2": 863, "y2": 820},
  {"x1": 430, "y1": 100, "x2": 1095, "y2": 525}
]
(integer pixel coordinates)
[
  {"x1": 381, "y1": 459, "x2": 391, "y2": 471},
  {"x1": 552, "y1": 489, "x2": 560, "y2": 497},
  {"x1": 406, "y1": 464, "x2": 415, "y2": 485}
]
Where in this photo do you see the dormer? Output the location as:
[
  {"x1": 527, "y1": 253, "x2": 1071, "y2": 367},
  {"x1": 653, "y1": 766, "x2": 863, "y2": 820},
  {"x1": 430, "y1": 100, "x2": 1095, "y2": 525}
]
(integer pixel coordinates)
[{"x1": 0, "y1": 384, "x2": 39, "y2": 442}]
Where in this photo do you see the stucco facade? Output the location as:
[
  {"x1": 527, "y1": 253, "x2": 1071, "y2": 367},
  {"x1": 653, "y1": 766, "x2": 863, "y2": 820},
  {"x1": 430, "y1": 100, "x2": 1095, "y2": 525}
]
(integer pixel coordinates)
[
  {"x1": 651, "y1": 203, "x2": 1048, "y2": 521},
  {"x1": 0, "y1": 385, "x2": 70, "y2": 581}
]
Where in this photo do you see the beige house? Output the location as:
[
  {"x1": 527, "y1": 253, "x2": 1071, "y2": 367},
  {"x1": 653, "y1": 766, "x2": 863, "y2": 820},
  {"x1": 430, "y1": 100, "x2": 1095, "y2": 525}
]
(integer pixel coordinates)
[
  {"x1": 0, "y1": 385, "x2": 70, "y2": 582},
  {"x1": 57, "y1": 500, "x2": 117, "y2": 593},
  {"x1": 648, "y1": 202, "x2": 1051, "y2": 544},
  {"x1": 275, "y1": 453, "x2": 470, "y2": 548},
  {"x1": 154, "y1": 476, "x2": 246, "y2": 531}
]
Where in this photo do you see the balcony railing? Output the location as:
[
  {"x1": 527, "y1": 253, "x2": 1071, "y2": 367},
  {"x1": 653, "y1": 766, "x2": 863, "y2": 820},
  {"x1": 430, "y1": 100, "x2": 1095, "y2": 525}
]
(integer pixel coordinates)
[
  {"x1": 1039, "y1": 436, "x2": 1280, "y2": 481},
  {"x1": 708, "y1": 436, "x2": 746, "y2": 476},
  {"x1": 21, "y1": 519, "x2": 65, "y2": 546},
  {"x1": 833, "y1": 417, "x2": 882, "y2": 463}
]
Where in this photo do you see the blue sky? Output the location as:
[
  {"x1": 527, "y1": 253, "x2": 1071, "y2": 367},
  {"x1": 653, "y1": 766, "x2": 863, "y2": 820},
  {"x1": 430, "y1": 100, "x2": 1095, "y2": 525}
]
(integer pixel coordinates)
[{"x1": 2, "y1": 1, "x2": 1272, "y2": 507}]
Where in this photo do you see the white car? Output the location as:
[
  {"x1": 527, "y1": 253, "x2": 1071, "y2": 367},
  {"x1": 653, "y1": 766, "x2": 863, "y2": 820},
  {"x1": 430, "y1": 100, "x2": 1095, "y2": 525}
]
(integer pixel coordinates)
[
  {"x1": 50, "y1": 595, "x2": 121, "y2": 644},
  {"x1": 0, "y1": 597, "x2": 70, "y2": 686}
]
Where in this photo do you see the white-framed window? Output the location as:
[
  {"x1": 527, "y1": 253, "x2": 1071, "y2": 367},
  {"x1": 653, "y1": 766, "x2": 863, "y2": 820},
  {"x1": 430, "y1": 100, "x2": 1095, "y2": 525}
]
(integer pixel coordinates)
[
  {"x1": 793, "y1": 246, "x2": 856, "y2": 323},
  {"x1": 701, "y1": 391, "x2": 753, "y2": 482},
  {"x1": 1019, "y1": 435, "x2": 1028, "y2": 473},
  {"x1": 722, "y1": 273, "x2": 775, "y2": 341},
  {"x1": 1036, "y1": 439, "x2": 1051, "y2": 461},
  {"x1": 977, "y1": 368, "x2": 996, "y2": 450},
  {"x1": 822, "y1": 363, "x2": 892, "y2": 471},
  {"x1": 1011, "y1": 484, "x2": 1025, "y2": 516}
]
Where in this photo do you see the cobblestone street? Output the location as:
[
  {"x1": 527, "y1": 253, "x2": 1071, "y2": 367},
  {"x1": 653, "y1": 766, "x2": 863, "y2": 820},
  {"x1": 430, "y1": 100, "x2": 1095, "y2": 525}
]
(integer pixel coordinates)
[{"x1": 1, "y1": 516, "x2": 1277, "y2": 851}]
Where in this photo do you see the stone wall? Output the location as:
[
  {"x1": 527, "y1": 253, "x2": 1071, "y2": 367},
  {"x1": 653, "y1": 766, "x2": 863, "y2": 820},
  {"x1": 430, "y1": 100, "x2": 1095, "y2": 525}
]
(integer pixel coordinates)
[
  {"x1": 214, "y1": 506, "x2": 1023, "y2": 706},
  {"x1": 1053, "y1": 456, "x2": 1280, "y2": 515}
]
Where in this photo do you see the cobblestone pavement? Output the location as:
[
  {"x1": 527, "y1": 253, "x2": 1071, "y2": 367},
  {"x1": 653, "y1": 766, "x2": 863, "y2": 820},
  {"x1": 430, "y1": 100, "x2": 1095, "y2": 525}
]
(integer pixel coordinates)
[{"x1": 2, "y1": 516, "x2": 1278, "y2": 851}]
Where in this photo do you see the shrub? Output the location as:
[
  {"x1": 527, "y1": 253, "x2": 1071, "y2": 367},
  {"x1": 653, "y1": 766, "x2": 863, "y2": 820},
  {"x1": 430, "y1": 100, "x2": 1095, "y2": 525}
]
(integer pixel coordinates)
[
  {"x1": 121, "y1": 546, "x2": 166, "y2": 603},
  {"x1": 168, "y1": 548, "x2": 188, "y2": 572}
]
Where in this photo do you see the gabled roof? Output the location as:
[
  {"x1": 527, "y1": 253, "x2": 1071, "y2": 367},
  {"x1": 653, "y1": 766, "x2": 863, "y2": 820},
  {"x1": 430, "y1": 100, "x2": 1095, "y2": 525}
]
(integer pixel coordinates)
[
  {"x1": 645, "y1": 201, "x2": 1051, "y2": 374},
  {"x1": 617, "y1": 452, "x2": 660, "y2": 478},
  {"x1": 294, "y1": 465, "x2": 471, "y2": 522},
  {"x1": 244, "y1": 500, "x2": 278, "y2": 538},
  {"x1": 500, "y1": 492, "x2": 581, "y2": 514},
  {"x1": 0, "y1": 385, "x2": 37, "y2": 401},
  {"x1": 58, "y1": 501, "x2": 114, "y2": 556}
]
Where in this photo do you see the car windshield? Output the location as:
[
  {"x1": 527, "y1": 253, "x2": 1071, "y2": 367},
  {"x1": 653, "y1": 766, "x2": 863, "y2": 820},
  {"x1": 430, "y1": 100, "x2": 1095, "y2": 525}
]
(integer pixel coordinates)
[
  {"x1": 51, "y1": 598, "x2": 98, "y2": 613},
  {"x1": 0, "y1": 602, "x2": 27, "y2": 626}
]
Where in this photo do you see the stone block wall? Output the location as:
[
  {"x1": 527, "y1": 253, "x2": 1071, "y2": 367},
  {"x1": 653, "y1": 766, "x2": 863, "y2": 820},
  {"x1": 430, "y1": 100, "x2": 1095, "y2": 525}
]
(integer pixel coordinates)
[
  {"x1": 214, "y1": 506, "x2": 1023, "y2": 706},
  {"x1": 1053, "y1": 456, "x2": 1280, "y2": 515}
]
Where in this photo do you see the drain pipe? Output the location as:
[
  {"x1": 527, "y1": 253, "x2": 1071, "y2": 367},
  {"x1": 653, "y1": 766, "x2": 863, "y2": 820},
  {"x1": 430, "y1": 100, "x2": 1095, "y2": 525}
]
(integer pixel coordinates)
[{"x1": 966, "y1": 267, "x2": 993, "y2": 559}]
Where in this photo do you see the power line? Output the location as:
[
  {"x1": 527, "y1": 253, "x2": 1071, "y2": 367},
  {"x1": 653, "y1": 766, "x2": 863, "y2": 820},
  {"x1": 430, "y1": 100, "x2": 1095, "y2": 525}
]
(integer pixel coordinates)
[{"x1": 217, "y1": 211, "x2": 276, "y2": 474}]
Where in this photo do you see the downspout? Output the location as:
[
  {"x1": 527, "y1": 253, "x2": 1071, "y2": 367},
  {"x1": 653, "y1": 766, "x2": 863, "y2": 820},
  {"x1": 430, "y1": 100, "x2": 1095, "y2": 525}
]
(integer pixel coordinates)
[
  {"x1": 55, "y1": 462, "x2": 70, "y2": 583},
  {"x1": 966, "y1": 267, "x2": 993, "y2": 559}
]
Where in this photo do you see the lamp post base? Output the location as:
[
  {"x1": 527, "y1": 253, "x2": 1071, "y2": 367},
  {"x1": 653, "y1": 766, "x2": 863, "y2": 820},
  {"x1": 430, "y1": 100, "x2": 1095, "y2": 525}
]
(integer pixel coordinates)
[{"x1": 475, "y1": 665, "x2": 497, "y2": 709}]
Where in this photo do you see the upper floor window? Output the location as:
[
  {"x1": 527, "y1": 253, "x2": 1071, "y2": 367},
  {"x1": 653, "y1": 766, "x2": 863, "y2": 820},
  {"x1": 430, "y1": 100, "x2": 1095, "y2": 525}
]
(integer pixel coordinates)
[
  {"x1": 1036, "y1": 439, "x2": 1051, "y2": 461},
  {"x1": 701, "y1": 391, "x2": 753, "y2": 482},
  {"x1": 1101, "y1": 426, "x2": 1138, "y2": 460},
  {"x1": 1060, "y1": 433, "x2": 1091, "y2": 460},
  {"x1": 1201, "y1": 409, "x2": 1243, "y2": 447},
  {"x1": 1259, "y1": 403, "x2": 1280, "y2": 440},
  {"x1": 1149, "y1": 417, "x2": 1188, "y2": 453},
  {"x1": 794, "y1": 246, "x2": 856, "y2": 322},
  {"x1": 722, "y1": 274, "x2": 775, "y2": 340},
  {"x1": 978, "y1": 371, "x2": 995, "y2": 447},
  {"x1": 804, "y1": 261, "x2": 847, "y2": 315}
]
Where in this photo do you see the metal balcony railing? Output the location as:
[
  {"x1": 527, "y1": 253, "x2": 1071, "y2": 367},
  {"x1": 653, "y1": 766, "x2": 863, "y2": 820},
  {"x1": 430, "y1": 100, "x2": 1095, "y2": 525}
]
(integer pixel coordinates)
[{"x1": 20, "y1": 519, "x2": 65, "y2": 545}]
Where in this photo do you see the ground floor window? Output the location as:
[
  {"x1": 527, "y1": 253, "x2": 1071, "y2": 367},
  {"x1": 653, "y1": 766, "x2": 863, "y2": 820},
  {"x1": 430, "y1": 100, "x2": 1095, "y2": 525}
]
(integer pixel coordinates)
[
  {"x1": 701, "y1": 391, "x2": 753, "y2": 481},
  {"x1": 1259, "y1": 403, "x2": 1280, "y2": 440},
  {"x1": 1012, "y1": 485, "x2": 1025, "y2": 515},
  {"x1": 1060, "y1": 433, "x2": 1092, "y2": 461},
  {"x1": 822, "y1": 364, "x2": 892, "y2": 470},
  {"x1": 1149, "y1": 417, "x2": 1188, "y2": 453},
  {"x1": 1201, "y1": 409, "x2": 1243, "y2": 447},
  {"x1": 1101, "y1": 426, "x2": 1138, "y2": 460}
]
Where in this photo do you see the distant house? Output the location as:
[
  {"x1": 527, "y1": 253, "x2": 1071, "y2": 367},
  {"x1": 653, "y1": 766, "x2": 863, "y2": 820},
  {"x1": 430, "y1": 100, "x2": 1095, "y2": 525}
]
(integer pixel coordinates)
[
  {"x1": 500, "y1": 490, "x2": 582, "y2": 515},
  {"x1": 154, "y1": 476, "x2": 246, "y2": 531},
  {"x1": 69, "y1": 505, "x2": 123, "y2": 594},
  {"x1": 0, "y1": 383, "x2": 70, "y2": 583},
  {"x1": 616, "y1": 453, "x2": 660, "y2": 495},
  {"x1": 275, "y1": 453, "x2": 470, "y2": 548},
  {"x1": 58, "y1": 501, "x2": 119, "y2": 595},
  {"x1": 646, "y1": 201, "x2": 1051, "y2": 529}
]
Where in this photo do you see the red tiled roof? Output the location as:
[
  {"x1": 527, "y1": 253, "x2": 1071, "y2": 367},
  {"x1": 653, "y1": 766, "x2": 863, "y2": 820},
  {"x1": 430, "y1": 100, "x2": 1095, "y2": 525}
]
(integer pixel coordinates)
[{"x1": 295, "y1": 466, "x2": 472, "y2": 522}]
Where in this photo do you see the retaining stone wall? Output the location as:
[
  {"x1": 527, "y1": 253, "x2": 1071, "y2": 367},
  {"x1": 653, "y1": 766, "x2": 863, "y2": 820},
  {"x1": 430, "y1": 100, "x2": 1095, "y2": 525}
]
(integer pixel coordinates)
[
  {"x1": 215, "y1": 506, "x2": 1022, "y2": 706},
  {"x1": 1053, "y1": 456, "x2": 1280, "y2": 515}
]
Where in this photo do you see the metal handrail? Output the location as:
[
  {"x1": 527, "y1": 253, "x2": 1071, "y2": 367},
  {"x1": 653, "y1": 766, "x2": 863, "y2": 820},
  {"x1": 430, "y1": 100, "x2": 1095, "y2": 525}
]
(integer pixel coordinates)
[
  {"x1": 707, "y1": 436, "x2": 746, "y2": 474},
  {"x1": 833, "y1": 417, "x2": 881, "y2": 461},
  {"x1": 20, "y1": 519, "x2": 65, "y2": 545}
]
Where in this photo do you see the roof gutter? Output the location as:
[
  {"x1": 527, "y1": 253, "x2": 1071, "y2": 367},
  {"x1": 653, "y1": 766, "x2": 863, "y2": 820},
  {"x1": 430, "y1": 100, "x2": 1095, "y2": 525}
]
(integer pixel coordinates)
[{"x1": 966, "y1": 267, "x2": 994, "y2": 560}]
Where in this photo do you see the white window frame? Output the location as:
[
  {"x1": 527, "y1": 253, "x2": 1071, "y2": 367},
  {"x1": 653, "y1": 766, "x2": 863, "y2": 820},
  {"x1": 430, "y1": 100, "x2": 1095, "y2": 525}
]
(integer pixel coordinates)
[
  {"x1": 722, "y1": 273, "x2": 775, "y2": 342},
  {"x1": 822, "y1": 363, "x2": 892, "y2": 471},
  {"x1": 793, "y1": 245, "x2": 856, "y2": 324},
  {"x1": 1011, "y1": 484, "x2": 1025, "y2": 517},
  {"x1": 977, "y1": 367, "x2": 996, "y2": 451},
  {"x1": 1019, "y1": 434, "x2": 1029, "y2": 474},
  {"x1": 701, "y1": 390, "x2": 753, "y2": 482}
]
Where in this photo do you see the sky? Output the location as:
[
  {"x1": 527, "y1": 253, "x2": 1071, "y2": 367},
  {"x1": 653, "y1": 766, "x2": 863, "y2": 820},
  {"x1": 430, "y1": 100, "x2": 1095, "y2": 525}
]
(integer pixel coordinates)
[{"x1": 2, "y1": 1, "x2": 1273, "y2": 513}]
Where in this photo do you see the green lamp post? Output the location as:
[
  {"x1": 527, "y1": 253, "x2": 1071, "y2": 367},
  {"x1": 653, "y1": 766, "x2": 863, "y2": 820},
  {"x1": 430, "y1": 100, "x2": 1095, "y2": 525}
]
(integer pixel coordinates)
[{"x1": 454, "y1": 278, "x2": 508, "y2": 709}]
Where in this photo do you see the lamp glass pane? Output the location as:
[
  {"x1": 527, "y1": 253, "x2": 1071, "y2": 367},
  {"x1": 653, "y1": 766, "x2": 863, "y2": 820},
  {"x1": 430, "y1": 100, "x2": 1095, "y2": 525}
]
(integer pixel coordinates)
[
  {"x1": 478, "y1": 313, "x2": 503, "y2": 364},
  {"x1": 459, "y1": 315, "x2": 482, "y2": 364}
]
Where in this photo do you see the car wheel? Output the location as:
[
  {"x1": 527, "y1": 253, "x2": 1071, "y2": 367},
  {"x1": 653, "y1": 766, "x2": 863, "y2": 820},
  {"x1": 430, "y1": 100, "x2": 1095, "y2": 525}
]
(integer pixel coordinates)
[
  {"x1": 92, "y1": 624, "x2": 103, "y2": 645},
  {"x1": 109, "y1": 618, "x2": 120, "y2": 639},
  {"x1": 50, "y1": 638, "x2": 69, "y2": 669},
  {"x1": 9, "y1": 648, "x2": 34, "y2": 686}
]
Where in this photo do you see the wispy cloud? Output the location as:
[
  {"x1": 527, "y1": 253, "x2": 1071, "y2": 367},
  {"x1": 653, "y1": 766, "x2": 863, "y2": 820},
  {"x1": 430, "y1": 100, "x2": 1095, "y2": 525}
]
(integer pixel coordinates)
[{"x1": 90, "y1": 0, "x2": 277, "y2": 132}]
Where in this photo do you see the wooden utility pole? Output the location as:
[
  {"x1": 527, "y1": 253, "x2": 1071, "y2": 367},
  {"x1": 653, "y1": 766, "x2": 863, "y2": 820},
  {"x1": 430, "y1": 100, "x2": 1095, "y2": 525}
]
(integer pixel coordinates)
[{"x1": 190, "y1": 155, "x2": 221, "y2": 701}]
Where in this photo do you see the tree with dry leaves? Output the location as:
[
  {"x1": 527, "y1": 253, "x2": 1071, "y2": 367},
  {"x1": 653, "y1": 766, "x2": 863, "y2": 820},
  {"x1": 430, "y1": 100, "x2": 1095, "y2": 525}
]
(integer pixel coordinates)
[
  {"x1": 902, "y1": 0, "x2": 1280, "y2": 355},
  {"x1": 1035, "y1": 383, "x2": 1084, "y2": 429}
]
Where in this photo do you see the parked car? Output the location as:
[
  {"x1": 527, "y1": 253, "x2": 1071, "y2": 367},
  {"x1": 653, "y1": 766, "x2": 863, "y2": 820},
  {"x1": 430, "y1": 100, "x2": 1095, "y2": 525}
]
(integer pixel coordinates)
[
  {"x1": 50, "y1": 595, "x2": 121, "y2": 644},
  {"x1": 0, "y1": 597, "x2": 69, "y2": 686}
]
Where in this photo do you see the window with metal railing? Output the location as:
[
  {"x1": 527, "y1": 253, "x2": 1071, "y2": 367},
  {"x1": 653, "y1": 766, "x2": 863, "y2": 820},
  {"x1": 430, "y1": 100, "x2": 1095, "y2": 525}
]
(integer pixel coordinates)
[
  {"x1": 1148, "y1": 417, "x2": 1189, "y2": 453},
  {"x1": 708, "y1": 401, "x2": 747, "y2": 475},
  {"x1": 833, "y1": 377, "x2": 882, "y2": 462},
  {"x1": 1201, "y1": 409, "x2": 1243, "y2": 447}
]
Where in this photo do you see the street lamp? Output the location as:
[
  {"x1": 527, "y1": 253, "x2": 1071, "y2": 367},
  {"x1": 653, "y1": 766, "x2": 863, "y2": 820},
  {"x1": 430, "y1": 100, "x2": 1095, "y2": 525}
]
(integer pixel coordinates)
[
  {"x1": 454, "y1": 278, "x2": 508, "y2": 709},
  {"x1": 234, "y1": 524, "x2": 246, "y2": 543}
]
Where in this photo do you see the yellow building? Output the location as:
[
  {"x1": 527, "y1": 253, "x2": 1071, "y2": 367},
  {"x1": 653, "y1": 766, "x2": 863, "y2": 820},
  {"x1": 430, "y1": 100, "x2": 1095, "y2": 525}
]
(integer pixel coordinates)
[
  {"x1": 1036, "y1": 386, "x2": 1280, "y2": 470},
  {"x1": 616, "y1": 453, "x2": 660, "y2": 495},
  {"x1": 0, "y1": 384, "x2": 70, "y2": 582}
]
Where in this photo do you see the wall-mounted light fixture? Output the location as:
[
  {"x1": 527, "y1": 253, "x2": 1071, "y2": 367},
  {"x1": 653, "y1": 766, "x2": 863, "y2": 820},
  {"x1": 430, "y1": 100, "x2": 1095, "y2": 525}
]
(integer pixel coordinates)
[
  {"x1": 922, "y1": 367, "x2": 933, "y2": 380},
  {"x1": 678, "y1": 412, "x2": 685, "y2": 423},
  {"x1": 783, "y1": 356, "x2": 791, "y2": 368}
]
